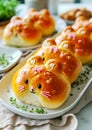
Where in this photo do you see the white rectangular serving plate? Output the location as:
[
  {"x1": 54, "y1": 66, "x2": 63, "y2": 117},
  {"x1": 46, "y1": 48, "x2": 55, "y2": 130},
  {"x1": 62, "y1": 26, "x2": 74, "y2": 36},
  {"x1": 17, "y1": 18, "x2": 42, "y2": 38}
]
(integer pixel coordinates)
[{"x1": 0, "y1": 52, "x2": 92, "y2": 119}]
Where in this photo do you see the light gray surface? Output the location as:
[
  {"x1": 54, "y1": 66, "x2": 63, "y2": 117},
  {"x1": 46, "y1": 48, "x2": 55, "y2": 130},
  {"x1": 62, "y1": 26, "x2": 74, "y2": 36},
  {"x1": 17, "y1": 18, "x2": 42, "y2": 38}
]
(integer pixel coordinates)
[{"x1": 76, "y1": 102, "x2": 92, "y2": 130}]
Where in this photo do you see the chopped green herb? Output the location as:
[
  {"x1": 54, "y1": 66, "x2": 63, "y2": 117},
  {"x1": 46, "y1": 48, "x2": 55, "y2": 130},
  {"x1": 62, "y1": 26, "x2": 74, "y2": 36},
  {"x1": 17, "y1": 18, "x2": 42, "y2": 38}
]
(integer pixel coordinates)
[
  {"x1": 35, "y1": 108, "x2": 45, "y2": 114},
  {"x1": 71, "y1": 63, "x2": 92, "y2": 88},
  {"x1": 77, "y1": 88, "x2": 80, "y2": 90},
  {"x1": 9, "y1": 97, "x2": 47, "y2": 114},
  {"x1": 0, "y1": 53, "x2": 13, "y2": 68},
  {"x1": 29, "y1": 108, "x2": 34, "y2": 113},
  {"x1": 21, "y1": 105, "x2": 28, "y2": 111},
  {"x1": 70, "y1": 93, "x2": 73, "y2": 96}
]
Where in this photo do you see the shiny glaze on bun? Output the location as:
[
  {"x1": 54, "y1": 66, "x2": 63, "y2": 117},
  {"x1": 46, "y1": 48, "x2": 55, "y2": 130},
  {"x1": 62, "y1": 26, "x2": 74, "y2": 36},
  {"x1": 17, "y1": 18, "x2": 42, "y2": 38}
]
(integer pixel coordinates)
[{"x1": 3, "y1": 9, "x2": 55, "y2": 47}]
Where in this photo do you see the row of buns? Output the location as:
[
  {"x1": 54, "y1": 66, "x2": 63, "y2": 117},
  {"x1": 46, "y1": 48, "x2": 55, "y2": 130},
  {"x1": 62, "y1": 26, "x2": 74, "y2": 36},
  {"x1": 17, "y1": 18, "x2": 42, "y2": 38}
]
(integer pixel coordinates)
[
  {"x1": 3, "y1": 9, "x2": 55, "y2": 47},
  {"x1": 12, "y1": 16, "x2": 92, "y2": 109}
]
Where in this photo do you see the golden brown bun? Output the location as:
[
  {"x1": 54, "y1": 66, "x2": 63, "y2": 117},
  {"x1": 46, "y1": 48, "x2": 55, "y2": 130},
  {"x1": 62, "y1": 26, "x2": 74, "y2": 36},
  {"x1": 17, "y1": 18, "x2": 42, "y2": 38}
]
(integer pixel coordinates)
[
  {"x1": 75, "y1": 26, "x2": 92, "y2": 64},
  {"x1": 12, "y1": 62, "x2": 71, "y2": 109},
  {"x1": 3, "y1": 16, "x2": 42, "y2": 47},
  {"x1": 45, "y1": 51, "x2": 82, "y2": 83},
  {"x1": 72, "y1": 16, "x2": 88, "y2": 30},
  {"x1": 72, "y1": 16, "x2": 92, "y2": 31},
  {"x1": 56, "y1": 23, "x2": 92, "y2": 64},
  {"x1": 3, "y1": 9, "x2": 55, "y2": 47},
  {"x1": 55, "y1": 26, "x2": 77, "y2": 47},
  {"x1": 31, "y1": 38, "x2": 82, "y2": 83},
  {"x1": 23, "y1": 9, "x2": 55, "y2": 36},
  {"x1": 72, "y1": 17, "x2": 92, "y2": 64},
  {"x1": 60, "y1": 8, "x2": 92, "y2": 21}
]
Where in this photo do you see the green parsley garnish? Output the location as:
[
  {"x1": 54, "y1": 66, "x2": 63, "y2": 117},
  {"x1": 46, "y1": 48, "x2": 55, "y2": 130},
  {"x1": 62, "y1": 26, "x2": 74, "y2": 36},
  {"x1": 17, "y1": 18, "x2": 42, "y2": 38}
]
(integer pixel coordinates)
[
  {"x1": 71, "y1": 63, "x2": 92, "y2": 88},
  {"x1": 10, "y1": 97, "x2": 47, "y2": 114},
  {"x1": 0, "y1": 53, "x2": 13, "y2": 68}
]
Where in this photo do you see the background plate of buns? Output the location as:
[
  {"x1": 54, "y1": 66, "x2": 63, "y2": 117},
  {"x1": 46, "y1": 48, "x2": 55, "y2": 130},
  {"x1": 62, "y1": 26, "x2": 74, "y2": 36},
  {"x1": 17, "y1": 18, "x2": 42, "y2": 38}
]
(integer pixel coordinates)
[
  {"x1": 18, "y1": 16, "x2": 66, "y2": 51},
  {"x1": 60, "y1": 7, "x2": 92, "y2": 25},
  {"x1": 1, "y1": 9, "x2": 66, "y2": 52}
]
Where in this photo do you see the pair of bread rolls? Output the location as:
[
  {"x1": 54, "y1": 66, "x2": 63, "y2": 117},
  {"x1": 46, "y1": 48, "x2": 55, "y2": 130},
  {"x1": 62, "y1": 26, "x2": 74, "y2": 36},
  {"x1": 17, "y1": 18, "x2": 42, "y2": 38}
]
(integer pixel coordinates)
[{"x1": 3, "y1": 9, "x2": 55, "y2": 47}]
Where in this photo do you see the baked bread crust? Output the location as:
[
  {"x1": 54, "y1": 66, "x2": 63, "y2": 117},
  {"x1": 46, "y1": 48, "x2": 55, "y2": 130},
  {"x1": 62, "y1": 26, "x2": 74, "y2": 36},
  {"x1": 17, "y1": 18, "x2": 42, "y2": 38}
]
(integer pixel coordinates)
[
  {"x1": 12, "y1": 38, "x2": 82, "y2": 109},
  {"x1": 3, "y1": 9, "x2": 55, "y2": 47},
  {"x1": 12, "y1": 12, "x2": 92, "y2": 109},
  {"x1": 60, "y1": 8, "x2": 92, "y2": 21},
  {"x1": 55, "y1": 17, "x2": 92, "y2": 64}
]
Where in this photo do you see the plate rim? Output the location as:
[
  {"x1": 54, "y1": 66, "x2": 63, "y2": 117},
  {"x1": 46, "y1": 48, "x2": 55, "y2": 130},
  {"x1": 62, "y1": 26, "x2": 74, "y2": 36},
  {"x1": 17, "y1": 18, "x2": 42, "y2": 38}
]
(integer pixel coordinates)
[{"x1": 0, "y1": 46, "x2": 22, "y2": 73}]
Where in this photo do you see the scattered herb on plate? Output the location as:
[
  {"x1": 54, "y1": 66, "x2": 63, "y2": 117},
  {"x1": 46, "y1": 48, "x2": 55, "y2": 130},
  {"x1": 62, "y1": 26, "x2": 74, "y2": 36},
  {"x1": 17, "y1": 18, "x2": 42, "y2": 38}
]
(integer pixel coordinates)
[
  {"x1": 10, "y1": 97, "x2": 47, "y2": 114},
  {"x1": 0, "y1": 53, "x2": 13, "y2": 68},
  {"x1": 71, "y1": 62, "x2": 92, "y2": 88}
]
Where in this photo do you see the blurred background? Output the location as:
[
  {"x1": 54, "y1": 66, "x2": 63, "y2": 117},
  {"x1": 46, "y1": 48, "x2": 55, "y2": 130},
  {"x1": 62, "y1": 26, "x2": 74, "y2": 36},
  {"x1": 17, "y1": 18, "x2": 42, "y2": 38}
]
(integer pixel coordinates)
[{"x1": 18, "y1": 0, "x2": 92, "y2": 3}]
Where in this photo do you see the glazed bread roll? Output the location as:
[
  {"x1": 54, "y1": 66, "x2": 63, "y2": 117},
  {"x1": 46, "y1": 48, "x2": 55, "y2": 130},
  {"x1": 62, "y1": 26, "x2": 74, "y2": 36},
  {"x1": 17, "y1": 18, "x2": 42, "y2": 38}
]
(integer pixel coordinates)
[
  {"x1": 35, "y1": 38, "x2": 82, "y2": 83},
  {"x1": 55, "y1": 26, "x2": 77, "y2": 49},
  {"x1": 55, "y1": 18, "x2": 92, "y2": 64},
  {"x1": 72, "y1": 16, "x2": 88, "y2": 30},
  {"x1": 23, "y1": 9, "x2": 55, "y2": 36},
  {"x1": 3, "y1": 16, "x2": 42, "y2": 47},
  {"x1": 3, "y1": 9, "x2": 55, "y2": 47},
  {"x1": 12, "y1": 38, "x2": 82, "y2": 109},
  {"x1": 73, "y1": 17, "x2": 92, "y2": 64},
  {"x1": 75, "y1": 26, "x2": 92, "y2": 64},
  {"x1": 12, "y1": 56, "x2": 71, "y2": 109},
  {"x1": 60, "y1": 8, "x2": 92, "y2": 21}
]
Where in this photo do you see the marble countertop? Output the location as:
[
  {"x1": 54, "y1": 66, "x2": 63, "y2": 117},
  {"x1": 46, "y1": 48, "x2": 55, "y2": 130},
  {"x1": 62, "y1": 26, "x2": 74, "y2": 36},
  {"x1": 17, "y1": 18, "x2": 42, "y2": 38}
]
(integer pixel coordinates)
[{"x1": 76, "y1": 102, "x2": 92, "y2": 130}]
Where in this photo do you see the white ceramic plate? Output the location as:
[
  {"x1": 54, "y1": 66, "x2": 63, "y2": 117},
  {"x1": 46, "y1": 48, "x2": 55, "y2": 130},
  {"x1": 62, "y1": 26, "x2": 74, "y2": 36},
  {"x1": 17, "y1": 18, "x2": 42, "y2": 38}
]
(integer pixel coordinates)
[
  {"x1": 0, "y1": 46, "x2": 22, "y2": 73},
  {"x1": 1, "y1": 16, "x2": 66, "y2": 52},
  {"x1": 0, "y1": 52, "x2": 92, "y2": 119}
]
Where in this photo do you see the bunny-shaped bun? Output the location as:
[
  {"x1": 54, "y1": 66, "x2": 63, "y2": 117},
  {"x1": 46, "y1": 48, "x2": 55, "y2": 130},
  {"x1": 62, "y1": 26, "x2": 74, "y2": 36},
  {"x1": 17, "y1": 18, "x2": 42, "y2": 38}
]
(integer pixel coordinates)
[
  {"x1": 23, "y1": 9, "x2": 55, "y2": 36},
  {"x1": 12, "y1": 39, "x2": 82, "y2": 109},
  {"x1": 3, "y1": 16, "x2": 42, "y2": 47},
  {"x1": 3, "y1": 9, "x2": 55, "y2": 47},
  {"x1": 12, "y1": 61, "x2": 71, "y2": 109}
]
